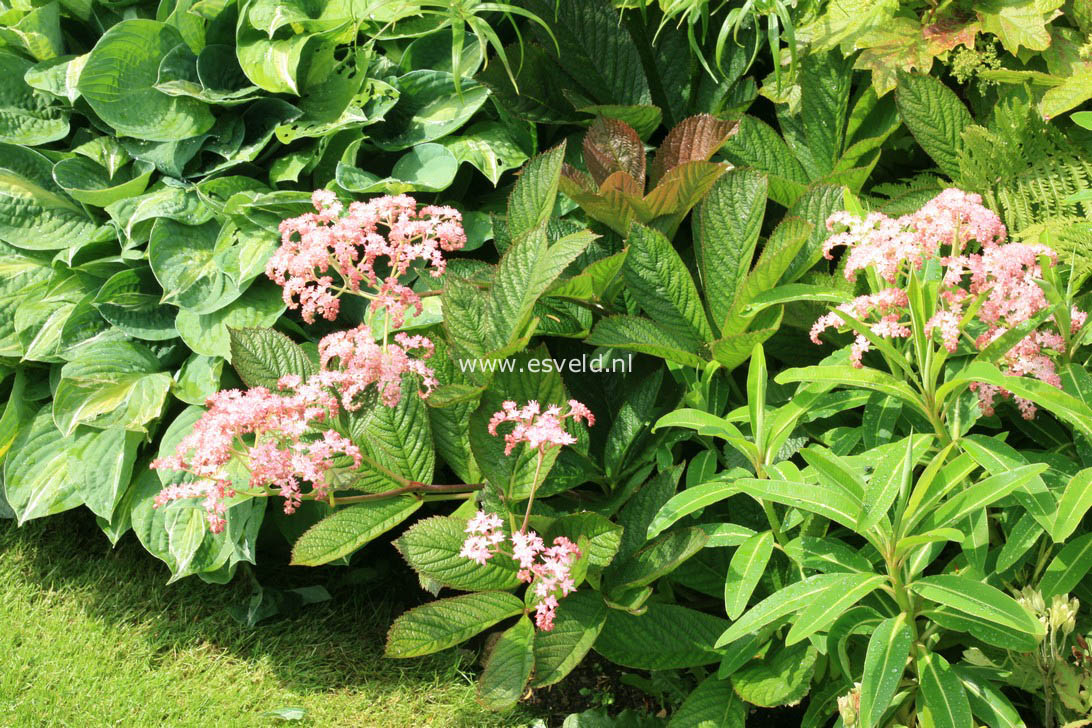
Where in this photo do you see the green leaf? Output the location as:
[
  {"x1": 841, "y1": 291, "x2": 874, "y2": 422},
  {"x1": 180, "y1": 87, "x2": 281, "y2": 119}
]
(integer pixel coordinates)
[
  {"x1": 951, "y1": 665, "x2": 1024, "y2": 728},
  {"x1": 624, "y1": 223, "x2": 713, "y2": 344},
  {"x1": 478, "y1": 616, "x2": 535, "y2": 710},
  {"x1": 646, "y1": 478, "x2": 739, "y2": 540},
  {"x1": 777, "y1": 365, "x2": 930, "y2": 420},
  {"x1": 859, "y1": 615, "x2": 912, "y2": 728},
  {"x1": 347, "y1": 380, "x2": 435, "y2": 491},
  {"x1": 799, "y1": 446, "x2": 866, "y2": 509},
  {"x1": 779, "y1": 184, "x2": 847, "y2": 284},
  {"x1": 919, "y1": 463, "x2": 1047, "y2": 531},
  {"x1": 975, "y1": 0, "x2": 1063, "y2": 54},
  {"x1": 917, "y1": 652, "x2": 972, "y2": 728},
  {"x1": 374, "y1": 70, "x2": 490, "y2": 151},
  {"x1": 68, "y1": 426, "x2": 141, "y2": 520},
  {"x1": 860, "y1": 435, "x2": 920, "y2": 532},
  {"x1": 531, "y1": 591, "x2": 607, "y2": 687},
  {"x1": 0, "y1": 50, "x2": 68, "y2": 145},
  {"x1": 439, "y1": 121, "x2": 529, "y2": 185},
  {"x1": 910, "y1": 575, "x2": 1043, "y2": 637},
  {"x1": 716, "y1": 573, "x2": 870, "y2": 647},
  {"x1": 507, "y1": 142, "x2": 565, "y2": 240},
  {"x1": 0, "y1": 143, "x2": 97, "y2": 250},
  {"x1": 291, "y1": 498, "x2": 423, "y2": 567},
  {"x1": 78, "y1": 20, "x2": 214, "y2": 141},
  {"x1": 395, "y1": 516, "x2": 522, "y2": 592},
  {"x1": 547, "y1": 513, "x2": 622, "y2": 568},
  {"x1": 720, "y1": 116, "x2": 809, "y2": 207},
  {"x1": 227, "y1": 327, "x2": 315, "y2": 389},
  {"x1": 1052, "y1": 468, "x2": 1092, "y2": 542},
  {"x1": 52, "y1": 157, "x2": 153, "y2": 208},
  {"x1": 894, "y1": 72, "x2": 972, "y2": 179},
  {"x1": 733, "y1": 477, "x2": 862, "y2": 531},
  {"x1": 385, "y1": 591, "x2": 525, "y2": 658},
  {"x1": 1039, "y1": 532, "x2": 1092, "y2": 599},
  {"x1": 731, "y1": 642, "x2": 818, "y2": 708},
  {"x1": 176, "y1": 282, "x2": 286, "y2": 361},
  {"x1": 586, "y1": 315, "x2": 706, "y2": 367},
  {"x1": 595, "y1": 603, "x2": 727, "y2": 670},
  {"x1": 149, "y1": 219, "x2": 242, "y2": 314},
  {"x1": 52, "y1": 340, "x2": 171, "y2": 436},
  {"x1": 92, "y1": 268, "x2": 178, "y2": 341},
  {"x1": 649, "y1": 114, "x2": 738, "y2": 186},
  {"x1": 786, "y1": 574, "x2": 885, "y2": 645},
  {"x1": 3, "y1": 405, "x2": 79, "y2": 524},
  {"x1": 668, "y1": 674, "x2": 746, "y2": 728},
  {"x1": 723, "y1": 530, "x2": 774, "y2": 620},
  {"x1": 609, "y1": 526, "x2": 708, "y2": 590}
]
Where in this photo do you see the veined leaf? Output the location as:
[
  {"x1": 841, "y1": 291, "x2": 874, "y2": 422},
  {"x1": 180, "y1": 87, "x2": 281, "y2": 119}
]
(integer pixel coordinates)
[
  {"x1": 724, "y1": 530, "x2": 774, "y2": 620},
  {"x1": 917, "y1": 652, "x2": 972, "y2": 728},
  {"x1": 478, "y1": 616, "x2": 535, "y2": 710},
  {"x1": 507, "y1": 142, "x2": 565, "y2": 239},
  {"x1": 586, "y1": 315, "x2": 706, "y2": 367},
  {"x1": 777, "y1": 365, "x2": 930, "y2": 419},
  {"x1": 3, "y1": 405, "x2": 79, "y2": 524},
  {"x1": 894, "y1": 71, "x2": 971, "y2": 179},
  {"x1": 395, "y1": 516, "x2": 522, "y2": 592},
  {"x1": 624, "y1": 222, "x2": 713, "y2": 344},
  {"x1": 646, "y1": 476, "x2": 741, "y2": 540},
  {"x1": 667, "y1": 673, "x2": 745, "y2": 728},
  {"x1": 785, "y1": 574, "x2": 885, "y2": 645},
  {"x1": 531, "y1": 590, "x2": 607, "y2": 687},
  {"x1": 291, "y1": 497, "x2": 423, "y2": 566},
  {"x1": 596, "y1": 603, "x2": 726, "y2": 669},
  {"x1": 385, "y1": 591, "x2": 524, "y2": 658},
  {"x1": 859, "y1": 615, "x2": 912, "y2": 728},
  {"x1": 228, "y1": 327, "x2": 315, "y2": 389},
  {"x1": 910, "y1": 575, "x2": 1043, "y2": 637}
]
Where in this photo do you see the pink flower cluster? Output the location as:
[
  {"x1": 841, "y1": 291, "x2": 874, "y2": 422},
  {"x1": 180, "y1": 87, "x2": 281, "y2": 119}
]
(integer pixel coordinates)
[
  {"x1": 811, "y1": 189, "x2": 1086, "y2": 418},
  {"x1": 266, "y1": 191, "x2": 466, "y2": 326},
  {"x1": 151, "y1": 378, "x2": 360, "y2": 532},
  {"x1": 152, "y1": 326, "x2": 437, "y2": 531},
  {"x1": 459, "y1": 511, "x2": 582, "y2": 631},
  {"x1": 487, "y1": 400, "x2": 596, "y2": 455}
]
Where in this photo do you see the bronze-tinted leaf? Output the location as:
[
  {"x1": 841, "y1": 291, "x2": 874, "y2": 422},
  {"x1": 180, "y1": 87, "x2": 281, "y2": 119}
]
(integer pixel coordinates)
[
  {"x1": 583, "y1": 116, "x2": 646, "y2": 188},
  {"x1": 648, "y1": 114, "x2": 738, "y2": 186}
]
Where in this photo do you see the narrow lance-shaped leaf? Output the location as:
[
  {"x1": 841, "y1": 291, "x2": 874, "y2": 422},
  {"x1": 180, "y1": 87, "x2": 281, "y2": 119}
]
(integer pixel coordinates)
[
  {"x1": 859, "y1": 615, "x2": 912, "y2": 728},
  {"x1": 724, "y1": 530, "x2": 774, "y2": 620}
]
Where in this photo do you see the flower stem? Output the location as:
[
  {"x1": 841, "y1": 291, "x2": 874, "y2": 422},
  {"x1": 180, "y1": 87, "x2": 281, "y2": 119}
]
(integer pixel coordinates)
[{"x1": 521, "y1": 450, "x2": 545, "y2": 533}]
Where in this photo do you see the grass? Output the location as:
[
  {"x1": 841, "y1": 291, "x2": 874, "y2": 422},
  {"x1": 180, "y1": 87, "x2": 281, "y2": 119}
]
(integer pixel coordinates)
[{"x1": 0, "y1": 509, "x2": 542, "y2": 727}]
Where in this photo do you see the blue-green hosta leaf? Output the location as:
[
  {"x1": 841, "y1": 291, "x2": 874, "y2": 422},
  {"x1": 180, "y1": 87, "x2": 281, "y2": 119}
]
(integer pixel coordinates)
[
  {"x1": 531, "y1": 591, "x2": 607, "y2": 687},
  {"x1": 51, "y1": 157, "x2": 153, "y2": 208},
  {"x1": 92, "y1": 267, "x2": 178, "y2": 341},
  {"x1": 0, "y1": 241, "x2": 52, "y2": 356},
  {"x1": 478, "y1": 616, "x2": 535, "y2": 710},
  {"x1": 624, "y1": 223, "x2": 713, "y2": 344},
  {"x1": 440, "y1": 121, "x2": 529, "y2": 186},
  {"x1": 373, "y1": 70, "x2": 490, "y2": 151},
  {"x1": 175, "y1": 281, "x2": 286, "y2": 361},
  {"x1": 78, "y1": 20, "x2": 215, "y2": 141},
  {"x1": 149, "y1": 218, "x2": 243, "y2": 314},
  {"x1": 0, "y1": 143, "x2": 97, "y2": 250},
  {"x1": 291, "y1": 497, "x2": 423, "y2": 566},
  {"x1": 693, "y1": 169, "x2": 767, "y2": 332},
  {"x1": 0, "y1": 49, "x2": 68, "y2": 145},
  {"x1": 595, "y1": 603, "x2": 727, "y2": 670},
  {"x1": 395, "y1": 516, "x2": 522, "y2": 592},
  {"x1": 386, "y1": 593, "x2": 521, "y2": 659},
  {"x1": 3, "y1": 405, "x2": 80, "y2": 524},
  {"x1": 173, "y1": 354, "x2": 224, "y2": 406},
  {"x1": 731, "y1": 642, "x2": 818, "y2": 708},
  {"x1": 668, "y1": 674, "x2": 746, "y2": 728},
  {"x1": 52, "y1": 340, "x2": 172, "y2": 436}
]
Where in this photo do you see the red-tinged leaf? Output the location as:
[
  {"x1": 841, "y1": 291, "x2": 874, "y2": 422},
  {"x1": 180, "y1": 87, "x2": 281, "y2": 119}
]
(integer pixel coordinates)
[
  {"x1": 638, "y1": 160, "x2": 729, "y2": 237},
  {"x1": 854, "y1": 16, "x2": 934, "y2": 95},
  {"x1": 599, "y1": 169, "x2": 644, "y2": 198},
  {"x1": 923, "y1": 14, "x2": 980, "y2": 55},
  {"x1": 583, "y1": 117, "x2": 646, "y2": 188},
  {"x1": 560, "y1": 163, "x2": 595, "y2": 193},
  {"x1": 649, "y1": 114, "x2": 738, "y2": 186}
]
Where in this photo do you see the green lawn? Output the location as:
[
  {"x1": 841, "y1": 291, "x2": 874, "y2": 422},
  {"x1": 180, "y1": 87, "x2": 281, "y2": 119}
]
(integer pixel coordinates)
[{"x1": 0, "y1": 511, "x2": 540, "y2": 727}]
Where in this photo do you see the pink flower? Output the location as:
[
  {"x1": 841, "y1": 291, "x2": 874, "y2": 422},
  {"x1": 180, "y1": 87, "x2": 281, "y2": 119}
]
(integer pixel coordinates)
[
  {"x1": 487, "y1": 399, "x2": 595, "y2": 455},
  {"x1": 267, "y1": 194, "x2": 465, "y2": 326},
  {"x1": 317, "y1": 325, "x2": 437, "y2": 408}
]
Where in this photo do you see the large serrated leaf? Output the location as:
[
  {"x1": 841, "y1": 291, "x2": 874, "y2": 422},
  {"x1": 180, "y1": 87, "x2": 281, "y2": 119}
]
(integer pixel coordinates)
[
  {"x1": 649, "y1": 114, "x2": 737, "y2": 186},
  {"x1": 584, "y1": 117, "x2": 645, "y2": 188},
  {"x1": 227, "y1": 327, "x2": 314, "y2": 389},
  {"x1": 291, "y1": 497, "x2": 423, "y2": 566},
  {"x1": 586, "y1": 315, "x2": 706, "y2": 367},
  {"x1": 385, "y1": 591, "x2": 524, "y2": 658},
  {"x1": 507, "y1": 143, "x2": 565, "y2": 239},
  {"x1": 894, "y1": 72, "x2": 972, "y2": 179},
  {"x1": 346, "y1": 380, "x2": 435, "y2": 491},
  {"x1": 478, "y1": 616, "x2": 535, "y2": 710},
  {"x1": 624, "y1": 223, "x2": 712, "y2": 343},
  {"x1": 531, "y1": 591, "x2": 607, "y2": 687},
  {"x1": 595, "y1": 603, "x2": 727, "y2": 669},
  {"x1": 720, "y1": 116, "x2": 809, "y2": 207},
  {"x1": 395, "y1": 516, "x2": 522, "y2": 591},
  {"x1": 731, "y1": 642, "x2": 817, "y2": 708}
]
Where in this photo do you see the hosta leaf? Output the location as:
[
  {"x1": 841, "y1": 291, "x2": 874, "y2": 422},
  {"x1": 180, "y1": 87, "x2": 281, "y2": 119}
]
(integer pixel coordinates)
[
  {"x1": 531, "y1": 591, "x2": 607, "y2": 687},
  {"x1": 1039, "y1": 532, "x2": 1092, "y2": 599},
  {"x1": 894, "y1": 71, "x2": 972, "y2": 179},
  {"x1": 227, "y1": 327, "x2": 315, "y2": 389},
  {"x1": 395, "y1": 516, "x2": 522, "y2": 592},
  {"x1": 385, "y1": 591, "x2": 524, "y2": 658},
  {"x1": 624, "y1": 223, "x2": 712, "y2": 344},
  {"x1": 724, "y1": 530, "x2": 774, "y2": 620},
  {"x1": 859, "y1": 615, "x2": 912, "y2": 728},
  {"x1": 595, "y1": 603, "x2": 727, "y2": 669},
  {"x1": 92, "y1": 267, "x2": 178, "y2": 341},
  {"x1": 0, "y1": 50, "x2": 68, "y2": 145},
  {"x1": 910, "y1": 575, "x2": 1043, "y2": 637},
  {"x1": 175, "y1": 282, "x2": 286, "y2": 361},
  {"x1": 439, "y1": 120, "x2": 529, "y2": 185},
  {"x1": 52, "y1": 340, "x2": 172, "y2": 436},
  {"x1": 478, "y1": 616, "x2": 535, "y2": 710},
  {"x1": 649, "y1": 114, "x2": 738, "y2": 187},
  {"x1": 694, "y1": 169, "x2": 768, "y2": 333},
  {"x1": 0, "y1": 143, "x2": 97, "y2": 250},
  {"x1": 78, "y1": 20, "x2": 214, "y2": 141},
  {"x1": 668, "y1": 674, "x2": 746, "y2": 728},
  {"x1": 3, "y1": 405, "x2": 79, "y2": 524},
  {"x1": 373, "y1": 70, "x2": 490, "y2": 151},
  {"x1": 52, "y1": 157, "x2": 153, "y2": 208},
  {"x1": 68, "y1": 426, "x2": 141, "y2": 520},
  {"x1": 917, "y1": 652, "x2": 972, "y2": 728},
  {"x1": 0, "y1": 242, "x2": 52, "y2": 355},
  {"x1": 731, "y1": 642, "x2": 818, "y2": 708},
  {"x1": 149, "y1": 219, "x2": 242, "y2": 314},
  {"x1": 583, "y1": 117, "x2": 645, "y2": 188},
  {"x1": 291, "y1": 497, "x2": 423, "y2": 566}
]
